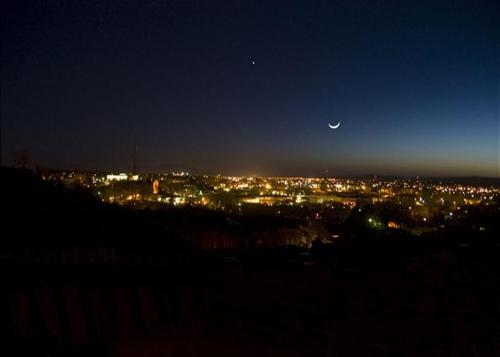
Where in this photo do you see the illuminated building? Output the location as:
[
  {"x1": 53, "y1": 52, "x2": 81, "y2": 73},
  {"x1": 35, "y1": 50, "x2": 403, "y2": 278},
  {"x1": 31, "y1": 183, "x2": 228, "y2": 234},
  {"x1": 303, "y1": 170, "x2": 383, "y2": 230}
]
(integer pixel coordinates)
[
  {"x1": 152, "y1": 179, "x2": 159, "y2": 194},
  {"x1": 387, "y1": 221, "x2": 400, "y2": 229},
  {"x1": 106, "y1": 173, "x2": 128, "y2": 181}
]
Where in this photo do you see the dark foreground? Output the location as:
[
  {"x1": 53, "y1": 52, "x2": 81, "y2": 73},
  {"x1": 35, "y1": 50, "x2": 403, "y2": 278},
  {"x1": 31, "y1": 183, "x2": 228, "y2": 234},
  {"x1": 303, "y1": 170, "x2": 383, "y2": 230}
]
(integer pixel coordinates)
[{"x1": 1, "y1": 168, "x2": 499, "y2": 356}]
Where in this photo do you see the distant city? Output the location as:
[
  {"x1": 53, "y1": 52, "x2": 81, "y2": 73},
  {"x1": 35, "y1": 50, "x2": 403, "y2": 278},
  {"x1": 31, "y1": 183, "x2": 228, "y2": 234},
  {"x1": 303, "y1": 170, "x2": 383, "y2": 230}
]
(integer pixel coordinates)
[{"x1": 42, "y1": 170, "x2": 500, "y2": 237}]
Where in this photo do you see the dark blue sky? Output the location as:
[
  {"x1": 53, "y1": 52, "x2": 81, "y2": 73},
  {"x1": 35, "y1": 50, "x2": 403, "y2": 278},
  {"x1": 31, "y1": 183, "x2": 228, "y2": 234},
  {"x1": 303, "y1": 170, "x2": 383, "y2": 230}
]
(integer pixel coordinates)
[{"x1": 2, "y1": 0, "x2": 499, "y2": 176}]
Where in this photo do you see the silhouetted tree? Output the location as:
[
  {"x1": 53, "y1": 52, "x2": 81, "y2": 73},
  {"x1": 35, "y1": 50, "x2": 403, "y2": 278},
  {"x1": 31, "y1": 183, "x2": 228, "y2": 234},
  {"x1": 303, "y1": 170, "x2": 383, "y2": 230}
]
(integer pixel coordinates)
[{"x1": 13, "y1": 149, "x2": 31, "y2": 168}]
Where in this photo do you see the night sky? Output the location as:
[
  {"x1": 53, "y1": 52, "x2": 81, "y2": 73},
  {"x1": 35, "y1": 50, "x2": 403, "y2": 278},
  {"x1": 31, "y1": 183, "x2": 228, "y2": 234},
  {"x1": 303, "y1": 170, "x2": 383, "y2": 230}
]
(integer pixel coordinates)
[{"x1": 2, "y1": 0, "x2": 499, "y2": 176}]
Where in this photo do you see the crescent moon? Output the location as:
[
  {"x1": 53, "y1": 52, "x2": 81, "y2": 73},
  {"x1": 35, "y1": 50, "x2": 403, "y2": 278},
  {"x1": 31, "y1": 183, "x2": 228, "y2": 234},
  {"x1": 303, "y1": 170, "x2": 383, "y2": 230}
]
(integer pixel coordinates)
[{"x1": 328, "y1": 122, "x2": 341, "y2": 129}]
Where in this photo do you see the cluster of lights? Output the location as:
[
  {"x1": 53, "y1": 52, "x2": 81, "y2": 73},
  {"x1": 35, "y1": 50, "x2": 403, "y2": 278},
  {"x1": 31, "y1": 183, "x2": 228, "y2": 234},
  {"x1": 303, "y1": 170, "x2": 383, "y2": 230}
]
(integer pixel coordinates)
[{"x1": 43, "y1": 171, "x2": 499, "y2": 227}]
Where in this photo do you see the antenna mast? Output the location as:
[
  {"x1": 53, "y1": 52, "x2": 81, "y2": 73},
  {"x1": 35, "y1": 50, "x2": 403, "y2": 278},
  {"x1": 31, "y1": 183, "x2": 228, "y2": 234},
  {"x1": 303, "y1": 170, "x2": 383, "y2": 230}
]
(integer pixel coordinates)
[{"x1": 132, "y1": 143, "x2": 137, "y2": 175}]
